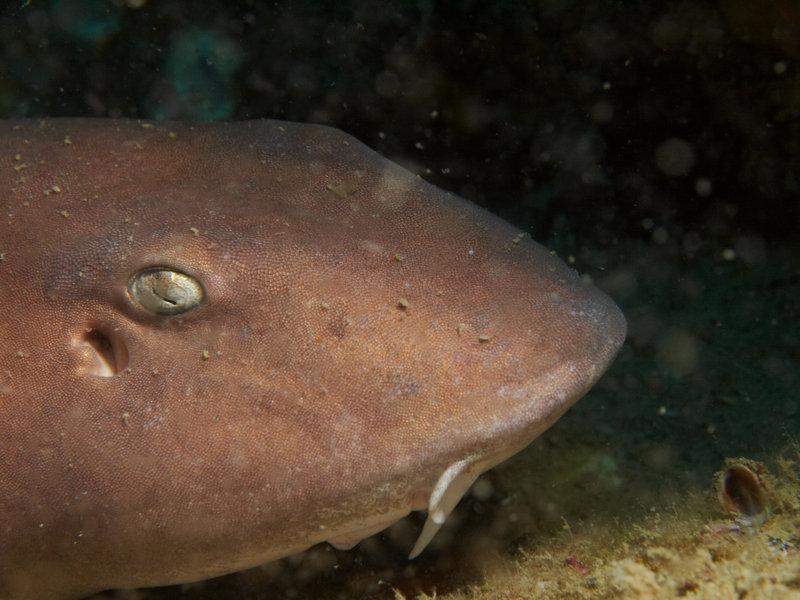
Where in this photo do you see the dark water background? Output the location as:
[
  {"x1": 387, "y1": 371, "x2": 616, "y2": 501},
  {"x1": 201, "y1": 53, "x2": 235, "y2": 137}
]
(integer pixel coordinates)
[{"x1": 1, "y1": 1, "x2": 798, "y2": 598}]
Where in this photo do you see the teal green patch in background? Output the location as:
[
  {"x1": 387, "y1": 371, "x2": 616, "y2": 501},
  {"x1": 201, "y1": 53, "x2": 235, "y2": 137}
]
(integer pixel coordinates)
[
  {"x1": 148, "y1": 28, "x2": 243, "y2": 121},
  {"x1": 51, "y1": 0, "x2": 120, "y2": 43}
]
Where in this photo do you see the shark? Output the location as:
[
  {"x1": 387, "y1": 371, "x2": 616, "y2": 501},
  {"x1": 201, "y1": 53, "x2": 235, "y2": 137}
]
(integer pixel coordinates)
[{"x1": 0, "y1": 118, "x2": 626, "y2": 599}]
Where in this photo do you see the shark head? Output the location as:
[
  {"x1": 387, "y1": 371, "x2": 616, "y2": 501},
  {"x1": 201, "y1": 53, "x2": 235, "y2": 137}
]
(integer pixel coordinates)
[{"x1": 0, "y1": 118, "x2": 625, "y2": 599}]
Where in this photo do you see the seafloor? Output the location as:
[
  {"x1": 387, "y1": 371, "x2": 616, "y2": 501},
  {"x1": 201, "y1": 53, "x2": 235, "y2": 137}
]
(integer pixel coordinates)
[{"x1": 1, "y1": 1, "x2": 798, "y2": 599}]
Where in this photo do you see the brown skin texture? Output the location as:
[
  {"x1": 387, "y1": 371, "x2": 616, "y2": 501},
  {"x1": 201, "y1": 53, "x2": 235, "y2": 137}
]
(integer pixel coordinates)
[{"x1": 0, "y1": 119, "x2": 625, "y2": 599}]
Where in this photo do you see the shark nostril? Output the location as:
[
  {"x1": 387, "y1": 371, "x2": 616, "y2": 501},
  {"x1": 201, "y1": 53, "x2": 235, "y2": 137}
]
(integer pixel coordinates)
[{"x1": 76, "y1": 328, "x2": 129, "y2": 377}]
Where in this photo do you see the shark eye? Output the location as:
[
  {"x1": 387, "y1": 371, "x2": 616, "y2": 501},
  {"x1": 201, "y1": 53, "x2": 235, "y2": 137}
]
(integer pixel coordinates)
[{"x1": 128, "y1": 268, "x2": 205, "y2": 315}]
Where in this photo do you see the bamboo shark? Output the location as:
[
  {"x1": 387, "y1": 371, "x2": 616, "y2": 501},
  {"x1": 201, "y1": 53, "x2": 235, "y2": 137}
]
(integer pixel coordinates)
[{"x1": 0, "y1": 119, "x2": 626, "y2": 599}]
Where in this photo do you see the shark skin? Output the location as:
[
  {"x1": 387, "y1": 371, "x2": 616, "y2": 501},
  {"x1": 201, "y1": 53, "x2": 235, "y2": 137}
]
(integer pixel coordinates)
[{"x1": 0, "y1": 119, "x2": 626, "y2": 599}]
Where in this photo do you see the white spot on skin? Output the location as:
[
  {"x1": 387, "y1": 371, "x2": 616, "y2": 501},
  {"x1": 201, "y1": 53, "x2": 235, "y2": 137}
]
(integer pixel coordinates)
[{"x1": 361, "y1": 240, "x2": 384, "y2": 255}]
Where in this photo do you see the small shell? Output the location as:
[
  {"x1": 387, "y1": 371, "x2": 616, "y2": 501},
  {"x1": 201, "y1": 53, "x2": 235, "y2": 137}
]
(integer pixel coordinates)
[{"x1": 715, "y1": 458, "x2": 770, "y2": 525}]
